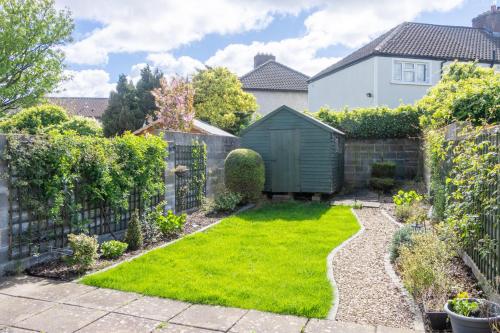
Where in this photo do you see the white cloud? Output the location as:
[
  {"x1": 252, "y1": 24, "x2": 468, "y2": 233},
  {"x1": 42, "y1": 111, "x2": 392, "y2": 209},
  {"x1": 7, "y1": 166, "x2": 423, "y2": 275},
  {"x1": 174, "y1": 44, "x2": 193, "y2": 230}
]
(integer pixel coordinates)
[{"x1": 50, "y1": 70, "x2": 116, "y2": 97}]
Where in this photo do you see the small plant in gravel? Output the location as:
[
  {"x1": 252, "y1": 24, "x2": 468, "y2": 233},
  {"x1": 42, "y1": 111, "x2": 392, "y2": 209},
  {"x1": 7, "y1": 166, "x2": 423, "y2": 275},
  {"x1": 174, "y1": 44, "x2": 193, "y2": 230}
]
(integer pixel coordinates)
[
  {"x1": 125, "y1": 211, "x2": 143, "y2": 251},
  {"x1": 101, "y1": 240, "x2": 128, "y2": 259},
  {"x1": 212, "y1": 190, "x2": 242, "y2": 212},
  {"x1": 394, "y1": 204, "x2": 413, "y2": 222},
  {"x1": 67, "y1": 233, "x2": 99, "y2": 272}
]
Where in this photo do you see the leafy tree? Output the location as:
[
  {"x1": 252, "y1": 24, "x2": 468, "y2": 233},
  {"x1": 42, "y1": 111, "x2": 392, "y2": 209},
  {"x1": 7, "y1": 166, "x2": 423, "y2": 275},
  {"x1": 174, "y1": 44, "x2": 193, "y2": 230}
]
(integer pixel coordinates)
[
  {"x1": 136, "y1": 65, "x2": 163, "y2": 121},
  {"x1": 47, "y1": 116, "x2": 103, "y2": 136},
  {"x1": 192, "y1": 67, "x2": 257, "y2": 134},
  {"x1": 102, "y1": 75, "x2": 143, "y2": 137},
  {"x1": 151, "y1": 76, "x2": 195, "y2": 131},
  {"x1": 0, "y1": 0, "x2": 73, "y2": 114},
  {"x1": 0, "y1": 104, "x2": 69, "y2": 134}
]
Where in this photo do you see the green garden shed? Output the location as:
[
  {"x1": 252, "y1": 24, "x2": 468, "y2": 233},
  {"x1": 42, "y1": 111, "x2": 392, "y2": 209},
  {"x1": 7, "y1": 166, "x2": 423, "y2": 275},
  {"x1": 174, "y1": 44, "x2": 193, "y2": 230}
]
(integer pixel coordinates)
[{"x1": 240, "y1": 105, "x2": 345, "y2": 194}]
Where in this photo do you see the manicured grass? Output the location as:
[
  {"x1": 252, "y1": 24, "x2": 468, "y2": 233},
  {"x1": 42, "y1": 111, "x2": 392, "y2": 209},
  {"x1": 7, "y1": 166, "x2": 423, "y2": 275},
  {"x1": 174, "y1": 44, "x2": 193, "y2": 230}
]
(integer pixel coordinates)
[{"x1": 81, "y1": 202, "x2": 359, "y2": 318}]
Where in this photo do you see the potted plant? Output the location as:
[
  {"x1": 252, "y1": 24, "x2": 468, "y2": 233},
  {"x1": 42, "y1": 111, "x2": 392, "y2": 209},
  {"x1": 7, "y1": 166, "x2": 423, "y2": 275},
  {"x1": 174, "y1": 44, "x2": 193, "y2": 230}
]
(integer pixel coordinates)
[{"x1": 444, "y1": 292, "x2": 500, "y2": 333}]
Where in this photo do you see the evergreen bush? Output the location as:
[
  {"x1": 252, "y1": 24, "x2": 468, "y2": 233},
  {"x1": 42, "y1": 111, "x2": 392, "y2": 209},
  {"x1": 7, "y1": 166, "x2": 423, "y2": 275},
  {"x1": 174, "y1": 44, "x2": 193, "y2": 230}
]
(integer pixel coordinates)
[
  {"x1": 225, "y1": 148, "x2": 265, "y2": 203},
  {"x1": 67, "y1": 233, "x2": 99, "y2": 271},
  {"x1": 101, "y1": 240, "x2": 128, "y2": 259},
  {"x1": 125, "y1": 211, "x2": 143, "y2": 251}
]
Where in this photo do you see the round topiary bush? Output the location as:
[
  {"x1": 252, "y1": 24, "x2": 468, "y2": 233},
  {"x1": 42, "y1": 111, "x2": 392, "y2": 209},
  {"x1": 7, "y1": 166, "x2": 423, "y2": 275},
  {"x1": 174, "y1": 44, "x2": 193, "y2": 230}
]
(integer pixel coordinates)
[{"x1": 225, "y1": 148, "x2": 265, "y2": 203}]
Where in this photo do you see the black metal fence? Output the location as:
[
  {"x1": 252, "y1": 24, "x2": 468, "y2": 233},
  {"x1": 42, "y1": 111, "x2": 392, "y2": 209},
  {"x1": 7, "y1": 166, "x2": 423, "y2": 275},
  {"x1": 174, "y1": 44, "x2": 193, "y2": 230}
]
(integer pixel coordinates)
[
  {"x1": 8, "y1": 183, "x2": 163, "y2": 260},
  {"x1": 174, "y1": 144, "x2": 207, "y2": 212}
]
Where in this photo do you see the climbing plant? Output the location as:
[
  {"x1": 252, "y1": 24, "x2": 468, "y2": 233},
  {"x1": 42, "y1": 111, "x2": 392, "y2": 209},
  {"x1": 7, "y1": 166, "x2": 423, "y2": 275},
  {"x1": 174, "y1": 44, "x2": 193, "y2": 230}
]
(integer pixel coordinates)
[{"x1": 190, "y1": 140, "x2": 207, "y2": 203}]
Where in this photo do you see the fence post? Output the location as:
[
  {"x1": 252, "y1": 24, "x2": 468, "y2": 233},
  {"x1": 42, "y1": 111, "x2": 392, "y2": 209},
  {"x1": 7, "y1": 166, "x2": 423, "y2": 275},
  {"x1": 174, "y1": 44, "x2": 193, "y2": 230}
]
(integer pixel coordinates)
[{"x1": 165, "y1": 142, "x2": 176, "y2": 213}]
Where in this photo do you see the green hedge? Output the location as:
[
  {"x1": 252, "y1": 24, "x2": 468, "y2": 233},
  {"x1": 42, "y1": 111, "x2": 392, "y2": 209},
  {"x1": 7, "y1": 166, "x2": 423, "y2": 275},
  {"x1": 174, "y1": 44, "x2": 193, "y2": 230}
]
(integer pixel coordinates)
[{"x1": 315, "y1": 105, "x2": 422, "y2": 139}]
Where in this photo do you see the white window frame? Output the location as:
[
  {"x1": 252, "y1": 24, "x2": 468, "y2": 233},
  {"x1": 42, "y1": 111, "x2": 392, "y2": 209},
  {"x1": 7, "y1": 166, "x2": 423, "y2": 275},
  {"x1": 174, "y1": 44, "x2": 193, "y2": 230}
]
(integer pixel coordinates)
[{"x1": 391, "y1": 58, "x2": 432, "y2": 86}]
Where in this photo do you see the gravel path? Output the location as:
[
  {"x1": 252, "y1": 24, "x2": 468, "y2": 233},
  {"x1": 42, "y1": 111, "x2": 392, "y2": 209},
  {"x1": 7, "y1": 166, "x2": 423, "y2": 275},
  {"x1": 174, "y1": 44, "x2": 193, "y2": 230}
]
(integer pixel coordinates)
[{"x1": 332, "y1": 208, "x2": 415, "y2": 329}]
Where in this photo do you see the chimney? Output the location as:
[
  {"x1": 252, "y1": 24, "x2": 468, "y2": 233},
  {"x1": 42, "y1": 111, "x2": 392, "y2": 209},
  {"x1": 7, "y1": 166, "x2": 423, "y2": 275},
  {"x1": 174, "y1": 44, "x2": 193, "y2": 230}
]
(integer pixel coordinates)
[
  {"x1": 254, "y1": 53, "x2": 276, "y2": 68},
  {"x1": 472, "y1": 5, "x2": 500, "y2": 35}
]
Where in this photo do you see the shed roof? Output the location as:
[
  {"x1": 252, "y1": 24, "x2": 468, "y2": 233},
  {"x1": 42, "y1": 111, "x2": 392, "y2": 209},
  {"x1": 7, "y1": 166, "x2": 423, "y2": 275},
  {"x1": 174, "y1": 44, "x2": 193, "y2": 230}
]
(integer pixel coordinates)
[
  {"x1": 309, "y1": 22, "x2": 500, "y2": 82},
  {"x1": 134, "y1": 118, "x2": 236, "y2": 137},
  {"x1": 241, "y1": 105, "x2": 344, "y2": 136}
]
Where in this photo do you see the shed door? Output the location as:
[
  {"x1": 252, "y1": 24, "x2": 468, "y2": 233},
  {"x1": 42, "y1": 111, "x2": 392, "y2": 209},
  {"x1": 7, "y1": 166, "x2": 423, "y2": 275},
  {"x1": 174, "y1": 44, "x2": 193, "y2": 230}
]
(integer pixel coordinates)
[{"x1": 270, "y1": 130, "x2": 300, "y2": 192}]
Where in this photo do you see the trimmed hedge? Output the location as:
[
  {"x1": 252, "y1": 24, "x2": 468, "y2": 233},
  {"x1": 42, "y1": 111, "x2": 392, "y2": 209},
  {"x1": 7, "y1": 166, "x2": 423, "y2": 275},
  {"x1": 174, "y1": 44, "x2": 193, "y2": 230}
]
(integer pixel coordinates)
[
  {"x1": 371, "y1": 161, "x2": 396, "y2": 178},
  {"x1": 225, "y1": 148, "x2": 265, "y2": 203},
  {"x1": 315, "y1": 105, "x2": 422, "y2": 139}
]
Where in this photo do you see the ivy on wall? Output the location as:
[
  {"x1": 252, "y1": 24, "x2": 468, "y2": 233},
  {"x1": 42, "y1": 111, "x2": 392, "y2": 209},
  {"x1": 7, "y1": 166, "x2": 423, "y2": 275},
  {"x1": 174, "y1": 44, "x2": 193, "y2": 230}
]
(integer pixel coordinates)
[{"x1": 190, "y1": 140, "x2": 207, "y2": 203}]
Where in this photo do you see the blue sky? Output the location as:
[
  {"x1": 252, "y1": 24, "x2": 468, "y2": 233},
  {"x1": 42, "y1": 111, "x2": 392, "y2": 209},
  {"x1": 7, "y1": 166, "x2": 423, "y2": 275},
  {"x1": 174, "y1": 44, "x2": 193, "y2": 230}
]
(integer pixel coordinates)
[{"x1": 53, "y1": 0, "x2": 496, "y2": 97}]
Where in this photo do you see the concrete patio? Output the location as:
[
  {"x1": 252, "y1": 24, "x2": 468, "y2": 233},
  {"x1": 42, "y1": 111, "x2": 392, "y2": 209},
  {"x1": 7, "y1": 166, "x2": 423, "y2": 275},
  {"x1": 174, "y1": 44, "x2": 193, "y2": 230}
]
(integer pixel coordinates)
[{"x1": 0, "y1": 275, "x2": 423, "y2": 333}]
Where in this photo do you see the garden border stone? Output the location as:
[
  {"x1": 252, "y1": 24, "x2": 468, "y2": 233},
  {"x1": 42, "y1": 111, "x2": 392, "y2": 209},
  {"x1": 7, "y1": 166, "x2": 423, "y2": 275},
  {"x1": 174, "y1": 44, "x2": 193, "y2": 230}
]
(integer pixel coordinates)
[{"x1": 326, "y1": 208, "x2": 366, "y2": 320}]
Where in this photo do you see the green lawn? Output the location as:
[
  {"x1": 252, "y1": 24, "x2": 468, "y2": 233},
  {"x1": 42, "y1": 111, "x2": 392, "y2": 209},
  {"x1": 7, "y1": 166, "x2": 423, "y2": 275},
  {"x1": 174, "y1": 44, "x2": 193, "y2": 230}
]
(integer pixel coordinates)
[{"x1": 81, "y1": 202, "x2": 359, "y2": 318}]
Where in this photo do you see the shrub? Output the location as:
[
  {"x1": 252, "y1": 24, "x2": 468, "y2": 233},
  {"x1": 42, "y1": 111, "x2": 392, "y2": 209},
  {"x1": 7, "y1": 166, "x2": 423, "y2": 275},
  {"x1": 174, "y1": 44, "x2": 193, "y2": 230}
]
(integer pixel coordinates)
[
  {"x1": 225, "y1": 148, "x2": 265, "y2": 203},
  {"x1": 418, "y1": 62, "x2": 499, "y2": 129},
  {"x1": 213, "y1": 190, "x2": 242, "y2": 212},
  {"x1": 156, "y1": 210, "x2": 187, "y2": 237},
  {"x1": 390, "y1": 225, "x2": 414, "y2": 263},
  {"x1": 315, "y1": 105, "x2": 422, "y2": 139},
  {"x1": 125, "y1": 211, "x2": 143, "y2": 251},
  {"x1": 398, "y1": 233, "x2": 453, "y2": 298},
  {"x1": 142, "y1": 203, "x2": 164, "y2": 244},
  {"x1": 101, "y1": 240, "x2": 128, "y2": 259},
  {"x1": 47, "y1": 116, "x2": 103, "y2": 136},
  {"x1": 371, "y1": 161, "x2": 396, "y2": 178},
  {"x1": 0, "y1": 104, "x2": 69, "y2": 134},
  {"x1": 394, "y1": 204, "x2": 413, "y2": 222},
  {"x1": 369, "y1": 177, "x2": 394, "y2": 192},
  {"x1": 67, "y1": 233, "x2": 99, "y2": 271},
  {"x1": 393, "y1": 190, "x2": 423, "y2": 206}
]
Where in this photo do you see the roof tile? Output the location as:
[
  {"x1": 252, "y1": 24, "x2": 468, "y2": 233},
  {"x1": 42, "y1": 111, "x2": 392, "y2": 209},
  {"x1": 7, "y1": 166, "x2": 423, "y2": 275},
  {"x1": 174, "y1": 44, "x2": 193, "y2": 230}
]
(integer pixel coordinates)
[{"x1": 240, "y1": 61, "x2": 309, "y2": 91}]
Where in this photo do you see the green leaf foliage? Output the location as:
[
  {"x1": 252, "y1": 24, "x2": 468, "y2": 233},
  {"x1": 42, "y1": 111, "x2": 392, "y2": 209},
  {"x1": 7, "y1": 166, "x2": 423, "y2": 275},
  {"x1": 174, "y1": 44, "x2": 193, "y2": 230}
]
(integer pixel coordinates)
[
  {"x1": 418, "y1": 62, "x2": 500, "y2": 128},
  {"x1": 371, "y1": 161, "x2": 396, "y2": 178},
  {"x1": 46, "y1": 116, "x2": 103, "y2": 136},
  {"x1": 0, "y1": 0, "x2": 73, "y2": 113},
  {"x1": 101, "y1": 240, "x2": 128, "y2": 259},
  {"x1": 316, "y1": 105, "x2": 422, "y2": 139},
  {"x1": 0, "y1": 104, "x2": 69, "y2": 134},
  {"x1": 224, "y1": 149, "x2": 265, "y2": 203},
  {"x1": 67, "y1": 233, "x2": 99, "y2": 272},
  {"x1": 193, "y1": 67, "x2": 257, "y2": 135},
  {"x1": 5, "y1": 131, "x2": 167, "y2": 225},
  {"x1": 125, "y1": 211, "x2": 143, "y2": 251}
]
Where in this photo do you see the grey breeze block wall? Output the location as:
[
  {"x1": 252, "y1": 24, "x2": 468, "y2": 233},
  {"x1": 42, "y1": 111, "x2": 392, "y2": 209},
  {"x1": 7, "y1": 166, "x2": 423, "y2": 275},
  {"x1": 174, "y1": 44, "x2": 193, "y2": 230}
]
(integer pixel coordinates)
[{"x1": 344, "y1": 138, "x2": 423, "y2": 188}]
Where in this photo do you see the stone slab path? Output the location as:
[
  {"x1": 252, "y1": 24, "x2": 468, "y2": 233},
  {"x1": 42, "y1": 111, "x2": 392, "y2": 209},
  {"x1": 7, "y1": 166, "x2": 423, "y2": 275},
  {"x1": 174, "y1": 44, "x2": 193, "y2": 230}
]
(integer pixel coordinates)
[
  {"x1": 0, "y1": 275, "x2": 423, "y2": 333},
  {"x1": 332, "y1": 208, "x2": 419, "y2": 329}
]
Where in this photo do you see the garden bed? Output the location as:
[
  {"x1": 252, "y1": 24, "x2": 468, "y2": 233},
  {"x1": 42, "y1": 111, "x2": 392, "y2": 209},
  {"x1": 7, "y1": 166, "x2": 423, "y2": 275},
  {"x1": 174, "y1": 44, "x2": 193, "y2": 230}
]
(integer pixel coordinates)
[
  {"x1": 79, "y1": 202, "x2": 359, "y2": 318},
  {"x1": 26, "y1": 209, "x2": 229, "y2": 281}
]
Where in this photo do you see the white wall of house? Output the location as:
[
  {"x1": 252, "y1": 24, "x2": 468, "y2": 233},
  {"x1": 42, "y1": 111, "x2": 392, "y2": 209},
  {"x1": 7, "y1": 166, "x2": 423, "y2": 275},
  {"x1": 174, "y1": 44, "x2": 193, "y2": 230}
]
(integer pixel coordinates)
[
  {"x1": 308, "y1": 57, "x2": 375, "y2": 111},
  {"x1": 308, "y1": 56, "x2": 498, "y2": 112},
  {"x1": 247, "y1": 90, "x2": 308, "y2": 115}
]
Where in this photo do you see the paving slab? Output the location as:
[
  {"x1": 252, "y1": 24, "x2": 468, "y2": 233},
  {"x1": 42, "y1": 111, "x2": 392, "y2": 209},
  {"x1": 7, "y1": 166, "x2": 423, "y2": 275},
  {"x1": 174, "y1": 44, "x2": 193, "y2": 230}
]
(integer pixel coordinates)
[
  {"x1": 376, "y1": 325, "x2": 424, "y2": 333},
  {"x1": 0, "y1": 327, "x2": 34, "y2": 333},
  {"x1": 157, "y1": 323, "x2": 215, "y2": 333},
  {"x1": 0, "y1": 294, "x2": 54, "y2": 325},
  {"x1": 115, "y1": 296, "x2": 190, "y2": 321},
  {"x1": 77, "y1": 312, "x2": 161, "y2": 333},
  {"x1": 230, "y1": 310, "x2": 307, "y2": 333},
  {"x1": 64, "y1": 287, "x2": 139, "y2": 311},
  {"x1": 0, "y1": 276, "x2": 95, "y2": 302},
  {"x1": 304, "y1": 319, "x2": 376, "y2": 333},
  {"x1": 16, "y1": 303, "x2": 106, "y2": 333},
  {"x1": 170, "y1": 304, "x2": 247, "y2": 331}
]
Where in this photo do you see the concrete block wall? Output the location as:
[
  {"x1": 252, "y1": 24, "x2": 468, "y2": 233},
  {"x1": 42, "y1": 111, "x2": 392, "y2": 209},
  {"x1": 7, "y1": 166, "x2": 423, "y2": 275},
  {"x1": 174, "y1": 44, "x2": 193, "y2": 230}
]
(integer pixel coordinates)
[
  {"x1": 344, "y1": 138, "x2": 422, "y2": 188},
  {"x1": 163, "y1": 131, "x2": 240, "y2": 204},
  {"x1": 0, "y1": 136, "x2": 9, "y2": 272}
]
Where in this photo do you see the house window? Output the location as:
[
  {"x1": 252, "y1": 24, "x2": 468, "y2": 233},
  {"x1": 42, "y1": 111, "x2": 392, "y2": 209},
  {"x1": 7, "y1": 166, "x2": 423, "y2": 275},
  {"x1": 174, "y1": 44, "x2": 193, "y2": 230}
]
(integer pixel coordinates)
[{"x1": 393, "y1": 60, "x2": 430, "y2": 84}]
